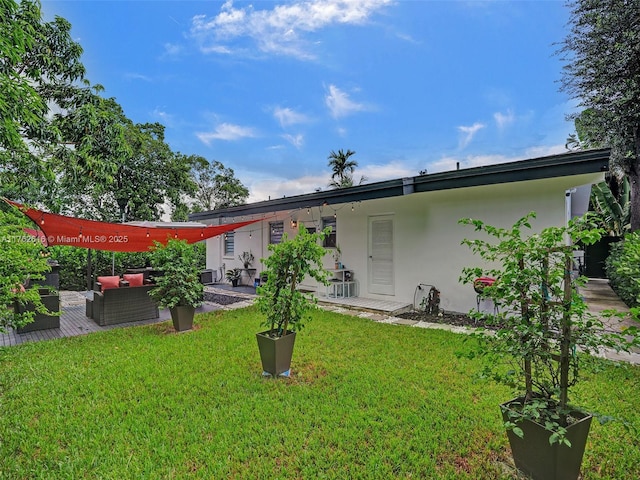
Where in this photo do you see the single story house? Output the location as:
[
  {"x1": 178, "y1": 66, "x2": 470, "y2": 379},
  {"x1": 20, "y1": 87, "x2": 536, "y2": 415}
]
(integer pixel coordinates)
[{"x1": 190, "y1": 148, "x2": 609, "y2": 314}]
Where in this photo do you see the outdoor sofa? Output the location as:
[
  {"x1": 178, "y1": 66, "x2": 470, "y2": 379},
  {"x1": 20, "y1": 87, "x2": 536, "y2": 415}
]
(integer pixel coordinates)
[{"x1": 86, "y1": 274, "x2": 159, "y2": 326}]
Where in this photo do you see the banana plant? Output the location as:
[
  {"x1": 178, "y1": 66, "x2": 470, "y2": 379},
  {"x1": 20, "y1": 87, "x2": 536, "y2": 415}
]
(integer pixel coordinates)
[{"x1": 590, "y1": 177, "x2": 630, "y2": 237}]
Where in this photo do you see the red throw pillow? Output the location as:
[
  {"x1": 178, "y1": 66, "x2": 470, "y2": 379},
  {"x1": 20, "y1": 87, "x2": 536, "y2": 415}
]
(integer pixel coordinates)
[
  {"x1": 97, "y1": 276, "x2": 120, "y2": 290},
  {"x1": 123, "y1": 273, "x2": 144, "y2": 287}
]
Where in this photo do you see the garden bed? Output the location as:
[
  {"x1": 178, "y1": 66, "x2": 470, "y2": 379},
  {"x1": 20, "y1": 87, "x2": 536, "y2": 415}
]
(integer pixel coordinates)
[{"x1": 396, "y1": 310, "x2": 504, "y2": 330}]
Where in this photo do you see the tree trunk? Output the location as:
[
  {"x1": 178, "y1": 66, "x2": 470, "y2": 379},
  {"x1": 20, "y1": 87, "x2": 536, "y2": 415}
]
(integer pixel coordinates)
[{"x1": 630, "y1": 151, "x2": 640, "y2": 232}]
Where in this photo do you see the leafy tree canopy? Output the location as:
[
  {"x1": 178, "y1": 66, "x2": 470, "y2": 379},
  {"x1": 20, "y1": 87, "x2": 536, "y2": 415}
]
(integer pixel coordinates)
[
  {"x1": 560, "y1": 0, "x2": 640, "y2": 230},
  {"x1": 190, "y1": 155, "x2": 249, "y2": 212}
]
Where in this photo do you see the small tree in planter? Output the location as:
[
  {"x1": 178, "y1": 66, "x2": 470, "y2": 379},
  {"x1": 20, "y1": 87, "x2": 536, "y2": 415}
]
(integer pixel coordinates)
[
  {"x1": 255, "y1": 226, "x2": 331, "y2": 376},
  {"x1": 459, "y1": 212, "x2": 639, "y2": 480},
  {"x1": 0, "y1": 206, "x2": 56, "y2": 332},
  {"x1": 149, "y1": 238, "x2": 204, "y2": 332}
]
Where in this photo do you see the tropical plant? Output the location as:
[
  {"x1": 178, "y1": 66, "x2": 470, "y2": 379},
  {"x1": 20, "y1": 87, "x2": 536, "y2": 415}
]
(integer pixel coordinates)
[
  {"x1": 590, "y1": 178, "x2": 630, "y2": 237},
  {"x1": 238, "y1": 251, "x2": 254, "y2": 269},
  {"x1": 225, "y1": 268, "x2": 242, "y2": 284},
  {"x1": 148, "y1": 238, "x2": 203, "y2": 309},
  {"x1": 459, "y1": 212, "x2": 639, "y2": 445},
  {"x1": 332, "y1": 244, "x2": 341, "y2": 264},
  {"x1": 327, "y1": 149, "x2": 366, "y2": 188},
  {"x1": 560, "y1": 0, "x2": 640, "y2": 231},
  {"x1": 605, "y1": 231, "x2": 640, "y2": 308},
  {"x1": 255, "y1": 226, "x2": 330, "y2": 337},
  {"x1": 0, "y1": 204, "x2": 55, "y2": 332}
]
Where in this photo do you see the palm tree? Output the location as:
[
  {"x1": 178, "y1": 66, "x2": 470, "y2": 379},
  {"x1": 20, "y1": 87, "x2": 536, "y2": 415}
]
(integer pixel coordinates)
[{"x1": 327, "y1": 149, "x2": 366, "y2": 188}]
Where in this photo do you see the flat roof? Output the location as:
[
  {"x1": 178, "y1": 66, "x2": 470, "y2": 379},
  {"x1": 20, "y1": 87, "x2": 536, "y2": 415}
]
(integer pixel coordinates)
[{"x1": 189, "y1": 148, "x2": 610, "y2": 222}]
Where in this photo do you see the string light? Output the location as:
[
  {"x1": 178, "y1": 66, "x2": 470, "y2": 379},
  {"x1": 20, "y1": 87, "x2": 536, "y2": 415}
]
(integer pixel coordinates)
[{"x1": 146, "y1": 230, "x2": 150, "y2": 238}]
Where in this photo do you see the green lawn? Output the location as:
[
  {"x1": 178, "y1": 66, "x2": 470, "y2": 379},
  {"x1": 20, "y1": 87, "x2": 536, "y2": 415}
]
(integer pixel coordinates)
[{"x1": 1, "y1": 307, "x2": 638, "y2": 479}]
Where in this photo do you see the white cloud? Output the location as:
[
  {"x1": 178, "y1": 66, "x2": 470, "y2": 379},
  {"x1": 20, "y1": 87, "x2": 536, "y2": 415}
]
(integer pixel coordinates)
[
  {"x1": 273, "y1": 106, "x2": 310, "y2": 127},
  {"x1": 360, "y1": 161, "x2": 414, "y2": 182},
  {"x1": 190, "y1": 0, "x2": 392, "y2": 59},
  {"x1": 245, "y1": 173, "x2": 326, "y2": 202},
  {"x1": 457, "y1": 122, "x2": 485, "y2": 149},
  {"x1": 196, "y1": 122, "x2": 257, "y2": 144},
  {"x1": 494, "y1": 109, "x2": 515, "y2": 130},
  {"x1": 325, "y1": 84, "x2": 368, "y2": 118},
  {"x1": 124, "y1": 72, "x2": 152, "y2": 82},
  {"x1": 240, "y1": 142, "x2": 571, "y2": 203},
  {"x1": 162, "y1": 43, "x2": 183, "y2": 57},
  {"x1": 282, "y1": 133, "x2": 305, "y2": 148},
  {"x1": 152, "y1": 108, "x2": 174, "y2": 127}
]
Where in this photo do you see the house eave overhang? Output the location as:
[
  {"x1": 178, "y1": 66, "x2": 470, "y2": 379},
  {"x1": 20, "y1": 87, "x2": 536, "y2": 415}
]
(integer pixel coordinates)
[{"x1": 189, "y1": 148, "x2": 610, "y2": 222}]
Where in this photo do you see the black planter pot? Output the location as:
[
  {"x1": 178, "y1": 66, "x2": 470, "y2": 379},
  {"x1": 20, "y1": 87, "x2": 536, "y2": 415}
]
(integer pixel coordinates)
[
  {"x1": 170, "y1": 305, "x2": 195, "y2": 332},
  {"x1": 256, "y1": 330, "x2": 296, "y2": 376},
  {"x1": 15, "y1": 289, "x2": 60, "y2": 333},
  {"x1": 501, "y1": 398, "x2": 592, "y2": 480}
]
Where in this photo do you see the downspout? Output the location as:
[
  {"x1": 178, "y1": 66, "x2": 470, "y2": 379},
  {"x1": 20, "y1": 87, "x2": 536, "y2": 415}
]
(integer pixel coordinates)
[{"x1": 565, "y1": 189, "x2": 576, "y2": 246}]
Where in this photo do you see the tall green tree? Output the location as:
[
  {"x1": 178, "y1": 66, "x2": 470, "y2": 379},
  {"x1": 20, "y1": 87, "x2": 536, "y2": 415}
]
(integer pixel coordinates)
[
  {"x1": 190, "y1": 156, "x2": 249, "y2": 212},
  {"x1": 560, "y1": 0, "x2": 640, "y2": 230},
  {"x1": 0, "y1": 0, "x2": 87, "y2": 204},
  {"x1": 327, "y1": 149, "x2": 366, "y2": 188}
]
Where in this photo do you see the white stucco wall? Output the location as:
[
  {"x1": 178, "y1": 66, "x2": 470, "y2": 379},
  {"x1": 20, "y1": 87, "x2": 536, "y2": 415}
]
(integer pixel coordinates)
[{"x1": 205, "y1": 171, "x2": 604, "y2": 313}]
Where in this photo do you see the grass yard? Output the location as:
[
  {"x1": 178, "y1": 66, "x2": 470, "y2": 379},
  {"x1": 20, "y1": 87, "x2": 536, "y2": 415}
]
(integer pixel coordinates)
[{"x1": 0, "y1": 306, "x2": 638, "y2": 479}]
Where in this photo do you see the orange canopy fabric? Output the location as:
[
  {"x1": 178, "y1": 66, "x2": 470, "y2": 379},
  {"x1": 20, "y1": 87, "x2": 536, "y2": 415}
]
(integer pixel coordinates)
[{"x1": 6, "y1": 200, "x2": 258, "y2": 252}]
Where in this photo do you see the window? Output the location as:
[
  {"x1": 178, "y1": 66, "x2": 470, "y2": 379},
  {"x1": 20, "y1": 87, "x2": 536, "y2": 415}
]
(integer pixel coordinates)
[
  {"x1": 224, "y1": 231, "x2": 235, "y2": 256},
  {"x1": 302, "y1": 225, "x2": 316, "y2": 235},
  {"x1": 270, "y1": 221, "x2": 284, "y2": 244},
  {"x1": 322, "y1": 217, "x2": 337, "y2": 248}
]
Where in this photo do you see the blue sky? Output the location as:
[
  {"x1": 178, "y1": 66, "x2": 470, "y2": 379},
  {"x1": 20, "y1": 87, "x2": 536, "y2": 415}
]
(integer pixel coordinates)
[{"x1": 42, "y1": 1, "x2": 576, "y2": 203}]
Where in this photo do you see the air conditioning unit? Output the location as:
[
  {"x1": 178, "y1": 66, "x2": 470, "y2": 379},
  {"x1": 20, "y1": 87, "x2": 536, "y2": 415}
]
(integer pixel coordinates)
[{"x1": 200, "y1": 269, "x2": 217, "y2": 285}]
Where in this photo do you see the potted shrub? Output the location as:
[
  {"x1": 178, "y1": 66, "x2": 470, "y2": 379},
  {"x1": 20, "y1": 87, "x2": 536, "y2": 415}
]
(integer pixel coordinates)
[
  {"x1": 238, "y1": 250, "x2": 254, "y2": 269},
  {"x1": 332, "y1": 244, "x2": 342, "y2": 269},
  {"x1": 225, "y1": 268, "x2": 242, "y2": 287},
  {"x1": 459, "y1": 212, "x2": 639, "y2": 480},
  {"x1": 0, "y1": 206, "x2": 57, "y2": 333},
  {"x1": 255, "y1": 226, "x2": 331, "y2": 376},
  {"x1": 149, "y1": 238, "x2": 203, "y2": 332}
]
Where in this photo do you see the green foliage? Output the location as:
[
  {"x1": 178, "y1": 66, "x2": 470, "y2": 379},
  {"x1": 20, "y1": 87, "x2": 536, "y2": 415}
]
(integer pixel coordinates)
[
  {"x1": 327, "y1": 149, "x2": 366, "y2": 188},
  {"x1": 255, "y1": 226, "x2": 330, "y2": 336},
  {"x1": 47, "y1": 246, "x2": 167, "y2": 290},
  {"x1": 237, "y1": 250, "x2": 254, "y2": 268},
  {"x1": 1, "y1": 0, "x2": 87, "y2": 204},
  {"x1": 560, "y1": 0, "x2": 640, "y2": 230},
  {"x1": 0, "y1": 204, "x2": 55, "y2": 332},
  {"x1": 605, "y1": 232, "x2": 640, "y2": 307},
  {"x1": 190, "y1": 156, "x2": 249, "y2": 212},
  {"x1": 225, "y1": 268, "x2": 242, "y2": 283},
  {"x1": 148, "y1": 239, "x2": 204, "y2": 309},
  {"x1": 460, "y1": 212, "x2": 639, "y2": 443},
  {"x1": 591, "y1": 179, "x2": 630, "y2": 236}
]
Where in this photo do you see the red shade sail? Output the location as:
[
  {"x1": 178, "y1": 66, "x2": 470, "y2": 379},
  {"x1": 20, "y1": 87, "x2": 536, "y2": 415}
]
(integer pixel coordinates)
[{"x1": 5, "y1": 200, "x2": 259, "y2": 252}]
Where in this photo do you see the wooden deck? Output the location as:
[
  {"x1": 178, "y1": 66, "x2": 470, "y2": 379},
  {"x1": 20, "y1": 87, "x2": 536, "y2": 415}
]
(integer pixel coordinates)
[{"x1": 0, "y1": 287, "x2": 411, "y2": 347}]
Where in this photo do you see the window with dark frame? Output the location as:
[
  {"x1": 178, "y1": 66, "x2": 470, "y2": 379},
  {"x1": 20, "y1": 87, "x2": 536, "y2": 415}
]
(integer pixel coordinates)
[
  {"x1": 322, "y1": 217, "x2": 337, "y2": 248},
  {"x1": 224, "y1": 231, "x2": 235, "y2": 256},
  {"x1": 269, "y1": 221, "x2": 284, "y2": 244}
]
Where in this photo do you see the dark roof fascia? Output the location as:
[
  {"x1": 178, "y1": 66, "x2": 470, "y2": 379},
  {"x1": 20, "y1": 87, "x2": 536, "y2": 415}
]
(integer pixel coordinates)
[{"x1": 189, "y1": 148, "x2": 610, "y2": 222}]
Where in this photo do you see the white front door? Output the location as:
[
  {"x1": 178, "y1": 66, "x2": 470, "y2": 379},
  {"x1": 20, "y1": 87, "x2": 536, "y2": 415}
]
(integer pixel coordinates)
[{"x1": 368, "y1": 215, "x2": 394, "y2": 295}]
